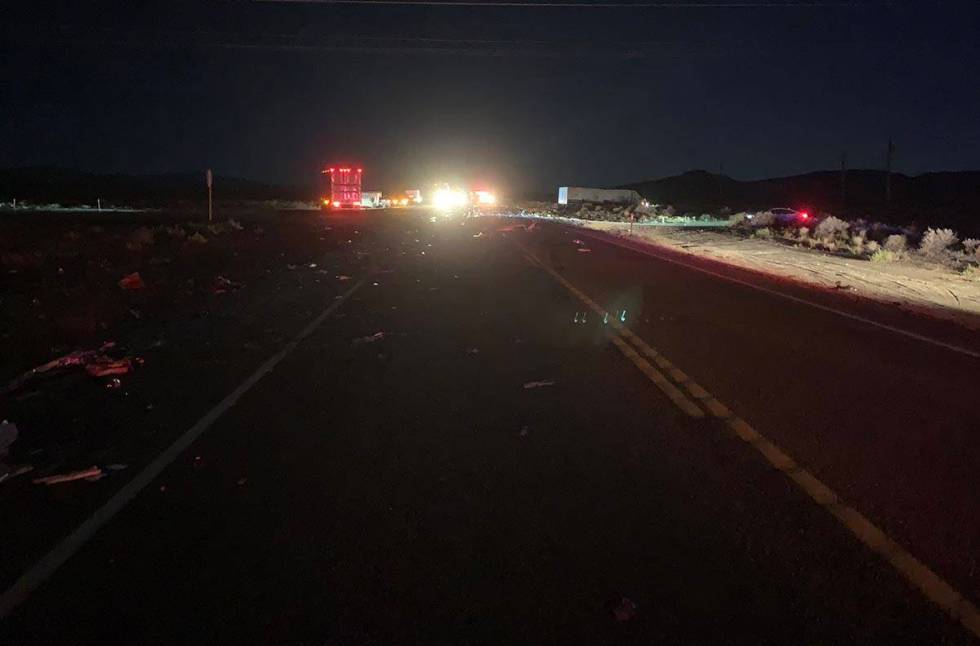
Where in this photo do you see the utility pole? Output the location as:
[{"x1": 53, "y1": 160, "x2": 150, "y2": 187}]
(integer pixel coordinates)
[
  {"x1": 840, "y1": 151, "x2": 847, "y2": 207},
  {"x1": 885, "y1": 139, "x2": 895, "y2": 204},
  {"x1": 206, "y1": 168, "x2": 213, "y2": 222}
]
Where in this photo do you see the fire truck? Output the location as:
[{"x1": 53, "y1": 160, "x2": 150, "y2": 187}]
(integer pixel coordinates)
[{"x1": 321, "y1": 167, "x2": 362, "y2": 209}]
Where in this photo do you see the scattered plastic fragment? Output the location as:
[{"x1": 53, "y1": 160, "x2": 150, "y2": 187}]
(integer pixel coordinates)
[
  {"x1": 0, "y1": 421, "x2": 18, "y2": 457},
  {"x1": 353, "y1": 332, "x2": 385, "y2": 345},
  {"x1": 0, "y1": 464, "x2": 33, "y2": 484},
  {"x1": 577, "y1": 248, "x2": 592, "y2": 254},
  {"x1": 2, "y1": 342, "x2": 119, "y2": 396},
  {"x1": 118, "y1": 272, "x2": 145, "y2": 290},
  {"x1": 523, "y1": 380, "x2": 555, "y2": 389},
  {"x1": 473, "y1": 232, "x2": 485, "y2": 238},
  {"x1": 212, "y1": 275, "x2": 244, "y2": 294},
  {"x1": 309, "y1": 263, "x2": 318, "y2": 268},
  {"x1": 337, "y1": 275, "x2": 352, "y2": 281},
  {"x1": 86, "y1": 357, "x2": 132, "y2": 377},
  {"x1": 613, "y1": 597, "x2": 637, "y2": 622},
  {"x1": 34, "y1": 466, "x2": 104, "y2": 485}
]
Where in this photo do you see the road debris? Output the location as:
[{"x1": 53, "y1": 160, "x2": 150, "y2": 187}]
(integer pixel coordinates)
[
  {"x1": 1, "y1": 342, "x2": 121, "y2": 395},
  {"x1": 34, "y1": 466, "x2": 104, "y2": 485},
  {"x1": 353, "y1": 331, "x2": 385, "y2": 345},
  {"x1": 523, "y1": 380, "x2": 555, "y2": 389},
  {"x1": 0, "y1": 464, "x2": 33, "y2": 484},
  {"x1": 613, "y1": 597, "x2": 637, "y2": 622},
  {"x1": 212, "y1": 275, "x2": 244, "y2": 294},
  {"x1": 572, "y1": 239, "x2": 585, "y2": 245},
  {"x1": 118, "y1": 272, "x2": 146, "y2": 290},
  {"x1": 473, "y1": 232, "x2": 485, "y2": 238},
  {"x1": 577, "y1": 248, "x2": 592, "y2": 253},
  {"x1": 337, "y1": 275, "x2": 352, "y2": 281},
  {"x1": 86, "y1": 357, "x2": 132, "y2": 377},
  {"x1": 0, "y1": 421, "x2": 18, "y2": 457}
]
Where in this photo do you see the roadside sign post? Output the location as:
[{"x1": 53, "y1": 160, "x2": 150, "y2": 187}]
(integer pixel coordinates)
[{"x1": 206, "y1": 168, "x2": 213, "y2": 222}]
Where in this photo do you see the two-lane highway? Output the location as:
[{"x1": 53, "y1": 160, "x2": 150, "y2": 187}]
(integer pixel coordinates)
[{"x1": 2, "y1": 210, "x2": 977, "y2": 644}]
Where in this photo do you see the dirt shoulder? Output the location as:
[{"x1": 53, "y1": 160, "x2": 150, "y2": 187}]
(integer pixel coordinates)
[{"x1": 523, "y1": 216, "x2": 980, "y2": 330}]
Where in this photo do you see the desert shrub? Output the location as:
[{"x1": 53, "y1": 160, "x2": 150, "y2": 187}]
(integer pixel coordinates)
[
  {"x1": 188, "y1": 232, "x2": 208, "y2": 244},
  {"x1": 128, "y1": 227, "x2": 155, "y2": 247},
  {"x1": 814, "y1": 216, "x2": 849, "y2": 242},
  {"x1": 963, "y1": 239, "x2": 980, "y2": 262},
  {"x1": 870, "y1": 249, "x2": 897, "y2": 263},
  {"x1": 918, "y1": 228, "x2": 958, "y2": 259},
  {"x1": 883, "y1": 234, "x2": 907, "y2": 253},
  {"x1": 753, "y1": 227, "x2": 772, "y2": 239},
  {"x1": 865, "y1": 240, "x2": 880, "y2": 254},
  {"x1": 166, "y1": 224, "x2": 187, "y2": 239},
  {"x1": 227, "y1": 218, "x2": 244, "y2": 231},
  {"x1": 849, "y1": 231, "x2": 867, "y2": 255},
  {"x1": 749, "y1": 211, "x2": 775, "y2": 227},
  {"x1": 962, "y1": 265, "x2": 978, "y2": 279}
]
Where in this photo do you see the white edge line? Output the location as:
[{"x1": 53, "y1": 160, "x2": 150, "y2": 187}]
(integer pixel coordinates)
[
  {"x1": 0, "y1": 277, "x2": 369, "y2": 619},
  {"x1": 574, "y1": 228, "x2": 980, "y2": 361}
]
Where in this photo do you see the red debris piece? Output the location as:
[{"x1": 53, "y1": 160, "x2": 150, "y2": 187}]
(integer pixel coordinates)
[
  {"x1": 34, "y1": 466, "x2": 104, "y2": 485},
  {"x1": 118, "y1": 272, "x2": 146, "y2": 290},
  {"x1": 613, "y1": 597, "x2": 637, "y2": 622},
  {"x1": 86, "y1": 358, "x2": 132, "y2": 377}
]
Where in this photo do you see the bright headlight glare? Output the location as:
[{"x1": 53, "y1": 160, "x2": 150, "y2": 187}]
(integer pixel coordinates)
[{"x1": 433, "y1": 188, "x2": 467, "y2": 210}]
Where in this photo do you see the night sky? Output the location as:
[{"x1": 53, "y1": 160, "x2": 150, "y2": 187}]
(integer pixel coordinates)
[{"x1": 3, "y1": 1, "x2": 980, "y2": 194}]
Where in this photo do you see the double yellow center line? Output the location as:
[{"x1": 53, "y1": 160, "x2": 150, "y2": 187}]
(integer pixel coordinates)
[{"x1": 519, "y1": 242, "x2": 980, "y2": 639}]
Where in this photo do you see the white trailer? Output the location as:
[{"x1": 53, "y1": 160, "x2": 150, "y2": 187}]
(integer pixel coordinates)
[
  {"x1": 558, "y1": 187, "x2": 641, "y2": 205},
  {"x1": 361, "y1": 191, "x2": 382, "y2": 208}
]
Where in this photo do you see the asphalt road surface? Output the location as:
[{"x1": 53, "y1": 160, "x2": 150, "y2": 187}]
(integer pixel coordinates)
[{"x1": 2, "y1": 209, "x2": 979, "y2": 644}]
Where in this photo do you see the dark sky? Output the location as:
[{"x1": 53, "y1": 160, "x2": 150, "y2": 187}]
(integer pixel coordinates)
[{"x1": 3, "y1": 1, "x2": 980, "y2": 194}]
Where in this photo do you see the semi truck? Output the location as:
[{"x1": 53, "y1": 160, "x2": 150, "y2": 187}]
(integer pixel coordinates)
[
  {"x1": 322, "y1": 167, "x2": 362, "y2": 208},
  {"x1": 558, "y1": 187, "x2": 641, "y2": 205}
]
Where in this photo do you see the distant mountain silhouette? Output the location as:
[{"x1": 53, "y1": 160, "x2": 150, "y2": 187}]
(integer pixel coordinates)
[
  {"x1": 0, "y1": 167, "x2": 312, "y2": 205},
  {"x1": 622, "y1": 169, "x2": 980, "y2": 234}
]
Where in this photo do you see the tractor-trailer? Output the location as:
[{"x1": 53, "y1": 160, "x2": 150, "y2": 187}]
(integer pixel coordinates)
[
  {"x1": 558, "y1": 187, "x2": 641, "y2": 205},
  {"x1": 322, "y1": 166, "x2": 362, "y2": 208}
]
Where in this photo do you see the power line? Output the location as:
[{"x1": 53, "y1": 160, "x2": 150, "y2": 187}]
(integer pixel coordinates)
[{"x1": 258, "y1": 0, "x2": 881, "y2": 7}]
